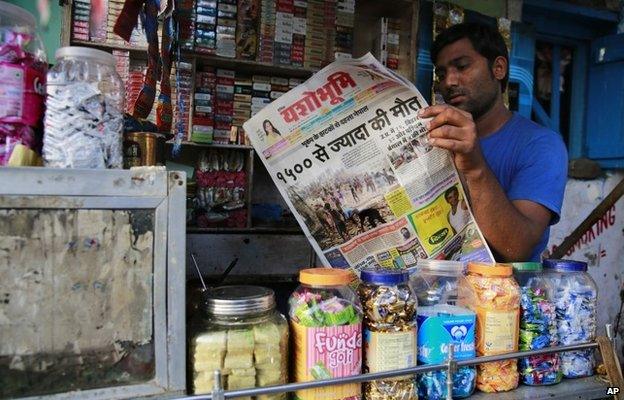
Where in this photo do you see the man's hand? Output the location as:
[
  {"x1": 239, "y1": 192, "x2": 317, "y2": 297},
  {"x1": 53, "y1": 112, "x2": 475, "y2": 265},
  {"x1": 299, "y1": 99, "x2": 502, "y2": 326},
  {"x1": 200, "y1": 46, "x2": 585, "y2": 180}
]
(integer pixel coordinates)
[
  {"x1": 419, "y1": 104, "x2": 551, "y2": 261},
  {"x1": 419, "y1": 104, "x2": 486, "y2": 179}
]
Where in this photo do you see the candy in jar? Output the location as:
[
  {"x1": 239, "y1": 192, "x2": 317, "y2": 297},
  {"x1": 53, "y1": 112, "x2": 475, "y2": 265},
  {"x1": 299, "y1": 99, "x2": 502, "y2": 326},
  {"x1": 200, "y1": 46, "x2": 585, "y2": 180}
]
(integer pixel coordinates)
[
  {"x1": 289, "y1": 268, "x2": 363, "y2": 400},
  {"x1": 358, "y1": 269, "x2": 417, "y2": 400},
  {"x1": 0, "y1": 2, "x2": 47, "y2": 166},
  {"x1": 543, "y1": 259, "x2": 598, "y2": 378},
  {"x1": 189, "y1": 285, "x2": 288, "y2": 399},
  {"x1": 411, "y1": 260, "x2": 476, "y2": 399},
  {"x1": 416, "y1": 305, "x2": 476, "y2": 399},
  {"x1": 44, "y1": 47, "x2": 124, "y2": 168},
  {"x1": 458, "y1": 262, "x2": 520, "y2": 393},
  {"x1": 513, "y1": 262, "x2": 561, "y2": 386}
]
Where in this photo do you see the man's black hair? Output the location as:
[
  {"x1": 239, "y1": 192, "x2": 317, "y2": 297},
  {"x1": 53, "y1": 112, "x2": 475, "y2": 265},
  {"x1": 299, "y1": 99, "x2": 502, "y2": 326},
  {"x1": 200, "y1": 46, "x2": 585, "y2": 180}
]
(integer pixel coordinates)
[
  {"x1": 431, "y1": 22, "x2": 509, "y2": 93},
  {"x1": 444, "y1": 185, "x2": 459, "y2": 200}
]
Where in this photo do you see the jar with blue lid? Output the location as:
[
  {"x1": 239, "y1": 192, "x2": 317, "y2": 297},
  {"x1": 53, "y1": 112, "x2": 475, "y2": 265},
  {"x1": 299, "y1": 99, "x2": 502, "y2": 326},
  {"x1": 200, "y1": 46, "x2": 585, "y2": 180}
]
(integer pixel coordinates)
[
  {"x1": 513, "y1": 262, "x2": 561, "y2": 386},
  {"x1": 543, "y1": 259, "x2": 597, "y2": 378},
  {"x1": 410, "y1": 260, "x2": 476, "y2": 399},
  {"x1": 358, "y1": 269, "x2": 417, "y2": 400}
]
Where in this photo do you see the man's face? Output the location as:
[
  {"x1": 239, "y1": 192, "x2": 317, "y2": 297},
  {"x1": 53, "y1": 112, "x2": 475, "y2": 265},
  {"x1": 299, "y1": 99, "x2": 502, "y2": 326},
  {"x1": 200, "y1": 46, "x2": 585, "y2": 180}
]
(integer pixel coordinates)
[
  {"x1": 434, "y1": 38, "x2": 501, "y2": 119},
  {"x1": 446, "y1": 190, "x2": 459, "y2": 207}
]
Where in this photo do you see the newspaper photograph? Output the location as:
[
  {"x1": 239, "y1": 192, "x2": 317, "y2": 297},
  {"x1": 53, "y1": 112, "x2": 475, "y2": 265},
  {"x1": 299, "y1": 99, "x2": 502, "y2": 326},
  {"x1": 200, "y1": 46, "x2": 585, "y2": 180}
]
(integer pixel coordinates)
[{"x1": 243, "y1": 53, "x2": 494, "y2": 274}]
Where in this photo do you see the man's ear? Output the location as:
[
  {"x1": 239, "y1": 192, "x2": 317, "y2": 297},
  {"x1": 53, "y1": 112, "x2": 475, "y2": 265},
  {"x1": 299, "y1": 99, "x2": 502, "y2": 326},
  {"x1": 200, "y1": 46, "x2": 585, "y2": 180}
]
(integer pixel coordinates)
[{"x1": 492, "y1": 55, "x2": 508, "y2": 82}]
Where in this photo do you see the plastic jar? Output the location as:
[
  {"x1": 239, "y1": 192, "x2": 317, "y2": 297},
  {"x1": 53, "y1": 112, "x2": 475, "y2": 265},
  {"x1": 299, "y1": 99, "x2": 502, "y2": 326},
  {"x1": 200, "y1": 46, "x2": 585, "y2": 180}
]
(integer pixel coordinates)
[
  {"x1": 358, "y1": 269, "x2": 417, "y2": 400},
  {"x1": 43, "y1": 46, "x2": 124, "y2": 168},
  {"x1": 411, "y1": 260, "x2": 476, "y2": 399},
  {"x1": 0, "y1": 2, "x2": 47, "y2": 166},
  {"x1": 289, "y1": 268, "x2": 362, "y2": 400},
  {"x1": 513, "y1": 262, "x2": 561, "y2": 385},
  {"x1": 458, "y1": 262, "x2": 520, "y2": 393},
  {"x1": 543, "y1": 259, "x2": 598, "y2": 378},
  {"x1": 189, "y1": 285, "x2": 288, "y2": 397}
]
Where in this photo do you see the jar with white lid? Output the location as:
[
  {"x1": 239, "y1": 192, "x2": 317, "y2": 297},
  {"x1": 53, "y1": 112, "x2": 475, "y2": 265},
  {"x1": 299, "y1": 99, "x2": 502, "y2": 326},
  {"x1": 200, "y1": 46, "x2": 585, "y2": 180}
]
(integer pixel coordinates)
[
  {"x1": 411, "y1": 260, "x2": 476, "y2": 399},
  {"x1": 543, "y1": 259, "x2": 598, "y2": 379},
  {"x1": 43, "y1": 46, "x2": 124, "y2": 168}
]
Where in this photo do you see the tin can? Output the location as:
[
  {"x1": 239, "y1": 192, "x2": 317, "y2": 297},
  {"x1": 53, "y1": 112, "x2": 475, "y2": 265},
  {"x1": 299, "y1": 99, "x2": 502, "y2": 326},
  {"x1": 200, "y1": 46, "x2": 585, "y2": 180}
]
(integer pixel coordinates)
[{"x1": 123, "y1": 132, "x2": 165, "y2": 168}]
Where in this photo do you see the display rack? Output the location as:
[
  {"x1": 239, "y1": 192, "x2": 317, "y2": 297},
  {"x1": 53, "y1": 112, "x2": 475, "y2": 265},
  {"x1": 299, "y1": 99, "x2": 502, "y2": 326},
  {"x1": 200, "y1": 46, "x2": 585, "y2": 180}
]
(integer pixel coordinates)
[
  {"x1": 59, "y1": 0, "x2": 421, "y2": 235},
  {"x1": 176, "y1": 325, "x2": 622, "y2": 400}
]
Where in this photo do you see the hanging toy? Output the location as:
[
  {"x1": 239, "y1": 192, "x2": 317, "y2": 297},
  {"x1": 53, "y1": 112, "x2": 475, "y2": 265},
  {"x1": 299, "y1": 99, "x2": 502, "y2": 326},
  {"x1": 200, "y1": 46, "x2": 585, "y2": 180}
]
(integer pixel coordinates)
[{"x1": 156, "y1": 0, "x2": 174, "y2": 133}]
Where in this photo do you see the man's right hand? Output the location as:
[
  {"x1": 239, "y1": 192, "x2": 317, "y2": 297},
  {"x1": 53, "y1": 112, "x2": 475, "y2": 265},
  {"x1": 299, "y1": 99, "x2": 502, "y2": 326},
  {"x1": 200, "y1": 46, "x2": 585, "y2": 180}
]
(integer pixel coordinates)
[{"x1": 419, "y1": 104, "x2": 487, "y2": 180}]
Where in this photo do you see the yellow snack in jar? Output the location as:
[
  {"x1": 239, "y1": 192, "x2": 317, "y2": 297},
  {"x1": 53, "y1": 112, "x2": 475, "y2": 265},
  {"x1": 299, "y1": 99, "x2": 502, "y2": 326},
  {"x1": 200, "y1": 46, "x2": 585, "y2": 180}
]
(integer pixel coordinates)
[{"x1": 459, "y1": 262, "x2": 520, "y2": 393}]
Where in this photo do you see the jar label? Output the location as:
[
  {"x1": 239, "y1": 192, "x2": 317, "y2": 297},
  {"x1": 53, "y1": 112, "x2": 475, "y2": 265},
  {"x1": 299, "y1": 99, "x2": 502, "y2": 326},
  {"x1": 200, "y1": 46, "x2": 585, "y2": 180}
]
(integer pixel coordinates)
[
  {"x1": 478, "y1": 309, "x2": 519, "y2": 355},
  {"x1": 417, "y1": 306, "x2": 476, "y2": 364},
  {"x1": 0, "y1": 62, "x2": 46, "y2": 127},
  {"x1": 364, "y1": 329, "x2": 416, "y2": 374},
  {"x1": 291, "y1": 320, "x2": 362, "y2": 400}
]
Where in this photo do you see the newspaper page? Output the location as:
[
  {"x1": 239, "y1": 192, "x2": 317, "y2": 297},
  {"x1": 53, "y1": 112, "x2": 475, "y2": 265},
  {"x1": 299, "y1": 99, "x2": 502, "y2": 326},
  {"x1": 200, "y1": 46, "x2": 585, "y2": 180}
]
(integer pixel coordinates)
[{"x1": 244, "y1": 54, "x2": 494, "y2": 274}]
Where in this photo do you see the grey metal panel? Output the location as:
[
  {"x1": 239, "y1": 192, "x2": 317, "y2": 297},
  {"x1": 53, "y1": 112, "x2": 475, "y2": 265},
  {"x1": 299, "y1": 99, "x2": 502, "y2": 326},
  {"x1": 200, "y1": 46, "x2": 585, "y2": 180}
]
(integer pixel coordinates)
[
  {"x1": 1, "y1": 168, "x2": 185, "y2": 399},
  {"x1": 167, "y1": 172, "x2": 187, "y2": 392},
  {"x1": 0, "y1": 167, "x2": 168, "y2": 197},
  {"x1": 186, "y1": 233, "x2": 314, "y2": 277},
  {"x1": 153, "y1": 198, "x2": 169, "y2": 388},
  {"x1": 0, "y1": 195, "x2": 164, "y2": 209}
]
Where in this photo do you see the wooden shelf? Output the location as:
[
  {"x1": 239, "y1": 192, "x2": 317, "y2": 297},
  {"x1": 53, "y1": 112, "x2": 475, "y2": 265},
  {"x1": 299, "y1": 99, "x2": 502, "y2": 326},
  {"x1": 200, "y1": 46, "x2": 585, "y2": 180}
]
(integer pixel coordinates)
[
  {"x1": 71, "y1": 40, "x2": 148, "y2": 53},
  {"x1": 71, "y1": 41, "x2": 317, "y2": 78},
  {"x1": 471, "y1": 376, "x2": 607, "y2": 400},
  {"x1": 166, "y1": 140, "x2": 253, "y2": 150},
  {"x1": 193, "y1": 274, "x2": 299, "y2": 284},
  {"x1": 183, "y1": 50, "x2": 317, "y2": 78},
  {"x1": 187, "y1": 226, "x2": 303, "y2": 234}
]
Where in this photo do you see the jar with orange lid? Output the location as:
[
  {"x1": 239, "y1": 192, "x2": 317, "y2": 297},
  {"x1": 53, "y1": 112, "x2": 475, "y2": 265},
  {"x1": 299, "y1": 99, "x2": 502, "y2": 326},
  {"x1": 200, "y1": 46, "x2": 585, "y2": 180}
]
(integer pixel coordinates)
[
  {"x1": 458, "y1": 262, "x2": 520, "y2": 393},
  {"x1": 289, "y1": 268, "x2": 363, "y2": 400}
]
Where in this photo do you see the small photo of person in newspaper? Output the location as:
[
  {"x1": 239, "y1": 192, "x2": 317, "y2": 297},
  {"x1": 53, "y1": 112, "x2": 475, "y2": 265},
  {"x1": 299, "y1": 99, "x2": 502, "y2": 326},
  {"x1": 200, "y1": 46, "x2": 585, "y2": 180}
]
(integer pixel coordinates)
[
  {"x1": 444, "y1": 185, "x2": 470, "y2": 235},
  {"x1": 262, "y1": 119, "x2": 282, "y2": 145}
]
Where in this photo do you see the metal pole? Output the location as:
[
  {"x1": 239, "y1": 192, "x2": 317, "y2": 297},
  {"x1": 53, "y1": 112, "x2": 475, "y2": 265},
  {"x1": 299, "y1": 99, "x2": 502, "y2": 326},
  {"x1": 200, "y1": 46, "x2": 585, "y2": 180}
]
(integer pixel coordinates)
[
  {"x1": 445, "y1": 343, "x2": 455, "y2": 400},
  {"x1": 180, "y1": 341, "x2": 601, "y2": 400},
  {"x1": 211, "y1": 370, "x2": 224, "y2": 400}
]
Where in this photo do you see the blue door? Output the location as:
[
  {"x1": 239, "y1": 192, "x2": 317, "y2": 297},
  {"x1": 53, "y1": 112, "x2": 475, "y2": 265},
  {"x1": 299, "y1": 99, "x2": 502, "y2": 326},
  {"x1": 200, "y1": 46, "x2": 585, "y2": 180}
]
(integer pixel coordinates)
[
  {"x1": 509, "y1": 22, "x2": 536, "y2": 118},
  {"x1": 586, "y1": 34, "x2": 624, "y2": 168}
]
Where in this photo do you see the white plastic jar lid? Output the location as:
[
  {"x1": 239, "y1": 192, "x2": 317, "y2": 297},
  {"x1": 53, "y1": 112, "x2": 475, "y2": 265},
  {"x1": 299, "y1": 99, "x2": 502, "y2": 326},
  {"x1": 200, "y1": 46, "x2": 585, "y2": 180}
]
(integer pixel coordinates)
[
  {"x1": 55, "y1": 46, "x2": 116, "y2": 67},
  {"x1": 417, "y1": 259, "x2": 465, "y2": 273}
]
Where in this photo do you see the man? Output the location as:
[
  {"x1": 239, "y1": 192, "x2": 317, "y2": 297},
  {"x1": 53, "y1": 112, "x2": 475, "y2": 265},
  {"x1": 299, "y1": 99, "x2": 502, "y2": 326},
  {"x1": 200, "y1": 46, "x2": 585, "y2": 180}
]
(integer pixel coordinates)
[
  {"x1": 400, "y1": 227, "x2": 412, "y2": 241},
  {"x1": 420, "y1": 22, "x2": 567, "y2": 262},
  {"x1": 324, "y1": 203, "x2": 349, "y2": 242},
  {"x1": 444, "y1": 186, "x2": 470, "y2": 235}
]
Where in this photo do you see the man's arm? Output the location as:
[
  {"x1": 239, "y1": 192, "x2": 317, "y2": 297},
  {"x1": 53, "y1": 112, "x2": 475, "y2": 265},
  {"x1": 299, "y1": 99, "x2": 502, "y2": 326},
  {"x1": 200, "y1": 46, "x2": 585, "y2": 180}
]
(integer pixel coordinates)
[{"x1": 419, "y1": 105, "x2": 551, "y2": 261}]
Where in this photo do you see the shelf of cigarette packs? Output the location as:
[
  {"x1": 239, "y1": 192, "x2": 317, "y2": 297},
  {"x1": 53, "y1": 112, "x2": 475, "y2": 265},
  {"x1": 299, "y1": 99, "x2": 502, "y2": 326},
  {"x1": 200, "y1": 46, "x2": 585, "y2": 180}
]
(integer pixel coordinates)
[{"x1": 70, "y1": 0, "x2": 148, "y2": 50}]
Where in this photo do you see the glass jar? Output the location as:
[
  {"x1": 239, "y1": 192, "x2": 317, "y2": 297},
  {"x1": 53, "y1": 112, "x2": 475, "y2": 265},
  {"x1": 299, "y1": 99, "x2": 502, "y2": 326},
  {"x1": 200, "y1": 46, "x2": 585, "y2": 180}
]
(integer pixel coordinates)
[
  {"x1": 358, "y1": 269, "x2": 416, "y2": 400},
  {"x1": 411, "y1": 260, "x2": 476, "y2": 399},
  {"x1": 513, "y1": 262, "x2": 561, "y2": 385},
  {"x1": 43, "y1": 46, "x2": 124, "y2": 168},
  {"x1": 458, "y1": 262, "x2": 520, "y2": 393},
  {"x1": 289, "y1": 268, "x2": 362, "y2": 400},
  {"x1": 0, "y1": 2, "x2": 47, "y2": 166},
  {"x1": 189, "y1": 285, "x2": 288, "y2": 398},
  {"x1": 543, "y1": 259, "x2": 598, "y2": 378}
]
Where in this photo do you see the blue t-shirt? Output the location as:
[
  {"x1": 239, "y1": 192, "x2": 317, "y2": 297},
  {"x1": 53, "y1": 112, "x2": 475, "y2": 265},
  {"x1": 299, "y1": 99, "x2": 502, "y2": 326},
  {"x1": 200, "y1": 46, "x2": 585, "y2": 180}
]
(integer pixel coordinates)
[{"x1": 479, "y1": 113, "x2": 568, "y2": 262}]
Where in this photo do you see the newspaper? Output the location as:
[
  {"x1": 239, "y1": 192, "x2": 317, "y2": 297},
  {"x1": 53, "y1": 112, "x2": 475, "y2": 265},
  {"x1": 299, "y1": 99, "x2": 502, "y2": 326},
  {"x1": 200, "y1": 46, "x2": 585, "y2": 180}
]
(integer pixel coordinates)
[{"x1": 244, "y1": 54, "x2": 494, "y2": 274}]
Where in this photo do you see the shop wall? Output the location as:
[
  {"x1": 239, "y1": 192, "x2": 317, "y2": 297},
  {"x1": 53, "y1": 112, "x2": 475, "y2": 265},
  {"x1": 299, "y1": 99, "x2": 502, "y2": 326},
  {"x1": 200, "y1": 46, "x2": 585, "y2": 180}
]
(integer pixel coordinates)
[
  {"x1": 6, "y1": 0, "x2": 63, "y2": 62},
  {"x1": 546, "y1": 171, "x2": 624, "y2": 360}
]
